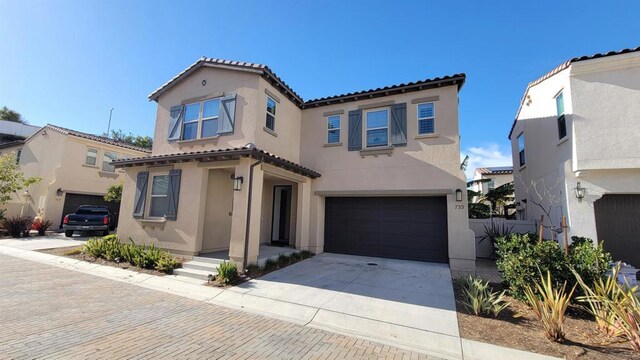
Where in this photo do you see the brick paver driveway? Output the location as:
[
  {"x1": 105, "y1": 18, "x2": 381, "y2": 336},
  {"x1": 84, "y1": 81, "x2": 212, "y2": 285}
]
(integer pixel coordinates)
[{"x1": 0, "y1": 254, "x2": 435, "y2": 359}]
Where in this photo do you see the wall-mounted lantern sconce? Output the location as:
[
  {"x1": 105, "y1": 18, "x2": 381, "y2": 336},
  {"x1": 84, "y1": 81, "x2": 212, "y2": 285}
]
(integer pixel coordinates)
[
  {"x1": 232, "y1": 176, "x2": 244, "y2": 191},
  {"x1": 56, "y1": 188, "x2": 64, "y2": 196},
  {"x1": 575, "y1": 182, "x2": 586, "y2": 203},
  {"x1": 22, "y1": 190, "x2": 30, "y2": 202},
  {"x1": 455, "y1": 189, "x2": 463, "y2": 202}
]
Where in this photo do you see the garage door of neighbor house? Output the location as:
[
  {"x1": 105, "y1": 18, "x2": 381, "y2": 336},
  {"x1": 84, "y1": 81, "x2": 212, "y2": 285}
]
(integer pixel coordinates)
[
  {"x1": 594, "y1": 194, "x2": 640, "y2": 267},
  {"x1": 59, "y1": 193, "x2": 120, "y2": 228},
  {"x1": 324, "y1": 197, "x2": 449, "y2": 263}
]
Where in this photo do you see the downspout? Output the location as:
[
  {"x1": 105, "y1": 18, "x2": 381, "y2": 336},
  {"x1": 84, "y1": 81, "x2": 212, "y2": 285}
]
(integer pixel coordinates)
[{"x1": 243, "y1": 157, "x2": 264, "y2": 270}]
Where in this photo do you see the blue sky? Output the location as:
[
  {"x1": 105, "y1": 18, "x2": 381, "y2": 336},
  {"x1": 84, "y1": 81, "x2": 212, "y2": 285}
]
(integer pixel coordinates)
[{"x1": 1, "y1": 0, "x2": 638, "y2": 178}]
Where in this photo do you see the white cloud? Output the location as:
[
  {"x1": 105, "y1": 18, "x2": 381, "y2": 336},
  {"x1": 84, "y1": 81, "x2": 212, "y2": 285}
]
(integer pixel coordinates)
[{"x1": 461, "y1": 143, "x2": 512, "y2": 181}]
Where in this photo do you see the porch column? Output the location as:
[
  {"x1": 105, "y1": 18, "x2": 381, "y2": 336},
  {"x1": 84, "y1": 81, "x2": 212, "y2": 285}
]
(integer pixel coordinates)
[
  {"x1": 295, "y1": 180, "x2": 311, "y2": 250},
  {"x1": 228, "y1": 158, "x2": 264, "y2": 267}
]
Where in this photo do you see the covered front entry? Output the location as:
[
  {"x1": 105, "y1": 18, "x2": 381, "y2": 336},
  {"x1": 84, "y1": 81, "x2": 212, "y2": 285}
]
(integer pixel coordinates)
[
  {"x1": 324, "y1": 196, "x2": 449, "y2": 263},
  {"x1": 594, "y1": 194, "x2": 640, "y2": 267}
]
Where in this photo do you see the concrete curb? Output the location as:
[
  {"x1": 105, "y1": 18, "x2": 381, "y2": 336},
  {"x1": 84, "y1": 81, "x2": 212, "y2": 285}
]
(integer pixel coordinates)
[{"x1": 0, "y1": 246, "x2": 562, "y2": 360}]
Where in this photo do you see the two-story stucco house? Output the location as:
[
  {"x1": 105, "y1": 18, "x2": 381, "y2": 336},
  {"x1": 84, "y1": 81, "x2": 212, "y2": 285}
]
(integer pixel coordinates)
[
  {"x1": 1, "y1": 125, "x2": 150, "y2": 228},
  {"x1": 509, "y1": 46, "x2": 640, "y2": 266},
  {"x1": 114, "y1": 58, "x2": 476, "y2": 271},
  {"x1": 470, "y1": 166, "x2": 514, "y2": 217}
]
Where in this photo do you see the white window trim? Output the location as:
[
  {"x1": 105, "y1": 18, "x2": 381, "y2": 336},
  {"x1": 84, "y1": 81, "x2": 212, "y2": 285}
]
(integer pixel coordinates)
[
  {"x1": 148, "y1": 173, "x2": 169, "y2": 218},
  {"x1": 327, "y1": 115, "x2": 341, "y2": 144},
  {"x1": 417, "y1": 102, "x2": 436, "y2": 135},
  {"x1": 85, "y1": 148, "x2": 98, "y2": 166},
  {"x1": 182, "y1": 98, "x2": 222, "y2": 141},
  {"x1": 102, "y1": 151, "x2": 117, "y2": 172},
  {"x1": 364, "y1": 108, "x2": 390, "y2": 148},
  {"x1": 266, "y1": 95, "x2": 277, "y2": 131}
]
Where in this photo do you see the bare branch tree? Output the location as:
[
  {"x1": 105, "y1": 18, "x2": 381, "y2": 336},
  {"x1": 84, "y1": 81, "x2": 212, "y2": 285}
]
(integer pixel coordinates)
[{"x1": 514, "y1": 172, "x2": 564, "y2": 238}]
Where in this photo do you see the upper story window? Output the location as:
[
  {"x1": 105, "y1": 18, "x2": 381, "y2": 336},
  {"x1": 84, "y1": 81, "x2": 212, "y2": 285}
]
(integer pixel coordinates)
[
  {"x1": 417, "y1": 103, "x2": 435, "y2": 134},
  {"x1": 266, "y1": 96, "x2": 277, "y2": 131},
  {"x1": 488, "y1": 179, "x2": 495, "y2": 191},
  {"x1": 517, "y1": 133, "x2": 526, "y2": 167},
  {"x1": 327, "y1": 115, "x2": 340, "y2": 144},
  {"x1": 555, "y1": 91, "x2": 567, "y2": 140},
  {"x1": 365, "y1": 109, "x2": 389, "y2": 148},
  {"x1": 149, "y1": 174, "x2": 169, "y2": 217},
  {"x1": 86, "y1": 148, "x2": 98, "y2": 166},
  {"x1": 168, "y1": 95, "x2": 237, "y2": 142},
  {"x1": 16, "y1": 148, "x2": 22, "y2": 164},
  {"x1": 102, "y1": 151, "x2": 117, "y2": 172}
]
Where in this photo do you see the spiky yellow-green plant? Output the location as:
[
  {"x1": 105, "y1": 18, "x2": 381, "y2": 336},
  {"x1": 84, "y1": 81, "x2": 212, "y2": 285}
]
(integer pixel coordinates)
[
  {"x1": 459, "y1": 275, "x2": 510, "y2": 318},
  {"x1": 574, "y1": 265, "x2": 640, "y2": 352},
  {"x1": 524, "y1": 271, "x2": 575, "y2": 342}
]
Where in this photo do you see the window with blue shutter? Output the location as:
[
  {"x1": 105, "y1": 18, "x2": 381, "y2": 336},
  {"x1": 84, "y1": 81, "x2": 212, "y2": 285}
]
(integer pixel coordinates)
[
  {"x1": 168, "y1": 105, "x2": 184, "y2": 141},
  {"x1": 133, "y1": 172, "x2": 149, "y2": 218},
  {"x1": 347, "y1": 110, "x2": 363, "y2": 151},
  {"x1": 390, "y1": 103, "x2": 407, "y2": 146},
  {"x1": 327, "y1": 115, "x2": 340, "y2": 144}
]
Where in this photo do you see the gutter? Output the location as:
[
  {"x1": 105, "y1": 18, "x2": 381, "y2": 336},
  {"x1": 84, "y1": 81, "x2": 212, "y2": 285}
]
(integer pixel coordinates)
[{"x1": 242, "y1": 158, "x2": 264, "y2": 270}]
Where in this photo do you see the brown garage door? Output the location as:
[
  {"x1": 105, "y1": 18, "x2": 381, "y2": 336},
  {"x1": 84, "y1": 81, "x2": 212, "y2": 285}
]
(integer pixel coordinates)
[
  {"x1": 324, "y1": 197, "x2": 448, "y2": 263},
  {"x1": 60, "y1": 193, "x2": 120, "y2": 228},
  {"x1": 594, "y1": 194, "x2": 640, "y2": 267}
]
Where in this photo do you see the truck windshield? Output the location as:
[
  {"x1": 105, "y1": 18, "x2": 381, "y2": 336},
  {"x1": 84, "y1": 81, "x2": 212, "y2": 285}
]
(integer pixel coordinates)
[{"x1": 76, "y1": 207, "x2": 109, "y2": 215}]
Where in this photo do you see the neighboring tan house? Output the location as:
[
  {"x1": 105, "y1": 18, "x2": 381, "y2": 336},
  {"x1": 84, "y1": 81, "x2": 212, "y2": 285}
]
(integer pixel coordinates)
[
  {"x1": 1, "y1": 124, "x2": 150, "y2": 228},
  {"x1": 114, "y1": 57, "x2": 476, "y2": 271},
  {"x1": 509, "y1": 46, "x2": 640, "y2": 266},
  {"x1": 470, "y1": 166, "x2": 514, "y2": 217}
]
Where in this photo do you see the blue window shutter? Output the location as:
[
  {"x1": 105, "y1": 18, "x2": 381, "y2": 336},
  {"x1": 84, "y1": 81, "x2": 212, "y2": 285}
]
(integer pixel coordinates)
[
  {"x1": 165, "y1": 169, "x2": 182, "y2": 221},
  {"x1": 218, "y1": 94, "x2": 236, "y2": 134},
  {"x1": 348, "y1": 110, "x2": 362, "y2": 151},
  {"x1": 168, "y1": 105, "x2": 184, "y2": 141},
  {"x1": 390, "y1": 103, "x2": 407, "y2": 146},
  {"x1": 133, "y1": 171, "x2": 149, "y2": 218}
]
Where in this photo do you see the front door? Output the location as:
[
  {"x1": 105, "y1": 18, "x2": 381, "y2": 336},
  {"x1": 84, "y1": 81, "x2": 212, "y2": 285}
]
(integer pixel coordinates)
[{"x1": 271, "y1": 186, "x2": 292, "y2": 245}]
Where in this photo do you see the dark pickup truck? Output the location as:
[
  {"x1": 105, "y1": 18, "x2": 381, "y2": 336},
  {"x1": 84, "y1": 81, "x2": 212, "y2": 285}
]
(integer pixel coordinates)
[{"x1": 63, "y1": 205, "x2": 114, "y2": 237}]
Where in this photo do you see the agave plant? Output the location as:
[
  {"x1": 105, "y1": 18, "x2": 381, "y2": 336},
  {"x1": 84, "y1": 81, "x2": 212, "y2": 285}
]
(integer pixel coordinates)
[
  {"x1": 458, "y1": 275, "x2": 510, "y2": 318},
  {"x1": 524, "y1": 271, "x2": 575, "y2": 342}
]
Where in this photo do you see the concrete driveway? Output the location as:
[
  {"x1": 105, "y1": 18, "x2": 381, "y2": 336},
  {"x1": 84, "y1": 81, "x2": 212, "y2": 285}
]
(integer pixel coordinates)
[
  {"x1": 0, "y1": 232, "x2": 89, "y2": 251},
  {"x1": 213, "y1": 253, "x2": 462, "y2": 359}
]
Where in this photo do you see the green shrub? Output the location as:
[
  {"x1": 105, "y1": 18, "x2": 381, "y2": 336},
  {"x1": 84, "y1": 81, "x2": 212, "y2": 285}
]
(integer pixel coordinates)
[
  {"x1": 458, "y1": 275, "x2": 509, "y2": 317},
  {"x1": 264, "y1": 258, "x2": 278, "y2": 272},
  {"x1": 245, "y1": 264, "x2": 262, "y2": 278},
  {"x1": 567, "y1": 236, "x2": 612, "y2": 296},
  {"x1": 32, "y1": 219, "x2": 53, "y2": 236},
  {"x1": 496, "y1": 234, "x2": 613, "y2": 302},
  {"x1": 217, "y1": 261, "x2": 238, "y2": 285},
  {"x1": 300, "y1": 250, "x2": 314, "y2": 259},
  {"x1": 277, "y1": 254, "x2": 291, "y2": 267},
  {"x1": 82, "y1": 235, "x2": 181, "y2": 273},
  {"x1": 524, "y1": 271, "x2": 575, "y2": 343}
]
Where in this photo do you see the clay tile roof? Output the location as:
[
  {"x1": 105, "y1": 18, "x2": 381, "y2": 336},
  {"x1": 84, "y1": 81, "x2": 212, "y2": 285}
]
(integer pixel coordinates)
[
  {"x1": 112, "y1": 145, "x2": 320, "y2": 179},
  {"x1": 508, "y1": 46, "x2": 640, "y2": 139},
  {"x1": 477, "y1": 166, "x2": 513, "y2": 175},
  {"x1": 148, "y1": 57, "x2": 465, "y2": 109},
  {"x1": 303, "y1": 74, "x2": 466, "y2": 108},
  {"x1": 42, "y1": 124, "x2": 151, "y2": 153},
  {"x1": 148, "y1": 57, "x2": 304, "y2": 106}
]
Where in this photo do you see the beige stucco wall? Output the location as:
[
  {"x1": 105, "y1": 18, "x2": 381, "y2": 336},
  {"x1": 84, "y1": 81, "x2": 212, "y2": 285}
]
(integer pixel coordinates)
[
  {"x1": 300, "y1": 85, "x2": 475, "y2": 270},
  {"x1": 2, "y1": 128, "x2": 146, "y2": 227},
  {"x1": 511, "y1": 53, "x2": 640, "y2": 243},
  {"x1": 152, "y1": 67, "x2": 261, "y2": 156}
]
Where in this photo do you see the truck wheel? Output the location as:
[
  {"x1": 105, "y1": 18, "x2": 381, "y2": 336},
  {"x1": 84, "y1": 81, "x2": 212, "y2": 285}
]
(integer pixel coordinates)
[
  {"x1": 65, "y1": 231, "x2": 73, "y2": 237},
  {"x1": 102, "y1": 230, "x2": 110, "y2": 236}
]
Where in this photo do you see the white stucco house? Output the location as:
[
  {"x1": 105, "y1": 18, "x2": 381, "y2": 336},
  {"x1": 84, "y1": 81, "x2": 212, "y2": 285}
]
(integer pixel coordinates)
[
  {"x1": 469, "y1": 166, "x2": 514, "y2": 217},
  {"x1": 509, "y1": 46, "x2": 640, "y2": 266}
]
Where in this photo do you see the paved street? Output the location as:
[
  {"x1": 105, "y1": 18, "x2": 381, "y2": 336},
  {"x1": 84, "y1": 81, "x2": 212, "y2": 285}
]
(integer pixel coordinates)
[{"x1": 0, "y1": 253, "x2": 435, "y2": 359}]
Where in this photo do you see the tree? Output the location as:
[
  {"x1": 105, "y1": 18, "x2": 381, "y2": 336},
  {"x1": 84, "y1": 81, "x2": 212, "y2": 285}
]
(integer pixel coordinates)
[
  {"x1": 0, "y1": 153, "x2": 41, "y2": 206},
  {"x1": 485, "y1": 182, "x2": 515, "y2": 217},
  {"x1": 104, "y1": 183, "x2": 122, "y2": 202},
  {"x1": 0, "y1": 106, "x2": 27, "y2": 124},
  {"x1": 104, "y1": 129, "x2": 152, "y2": 149}
]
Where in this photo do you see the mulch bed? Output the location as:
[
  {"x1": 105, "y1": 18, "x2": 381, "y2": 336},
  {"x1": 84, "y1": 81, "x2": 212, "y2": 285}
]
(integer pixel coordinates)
[
  {"x1": 38, "y1": 246, "x2": 167, "y2": 277},
  {"x1": 454, "y1": 282, "x2": 637, "y2": 359}
]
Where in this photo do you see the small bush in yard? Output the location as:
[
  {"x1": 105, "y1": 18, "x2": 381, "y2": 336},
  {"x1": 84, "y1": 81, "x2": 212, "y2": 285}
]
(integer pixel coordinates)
[
  {"x1": 63, "y1": 248, "x2": 82, "y2": 256},
  {"x1": 567, "y1": 236, "x2": 612, "y2": 296},
  {"x1": 82, "y1": 235, "x2": 181, "y2": 274},
  {"x1": 1, "y1": 216, "x2": 33, "y2": 238},
  {"x1": 524, "y1": 271, "x2": 575, "y2": 343},
  {"x1": 32, "y1": 219, "x2": 53, "y2": 236},
  {"x1": 217, "y1": 261, "x2": 238, "y2": 285},
  {"x1": 458, "y1": 275, "x2": 509, "y2": 317},
  {"x1": 300, "y1": 250, "x2": 314, "y2": 259},
  {"x1": 245, "y1": 264, "x2": 262, "y2": 278}
]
